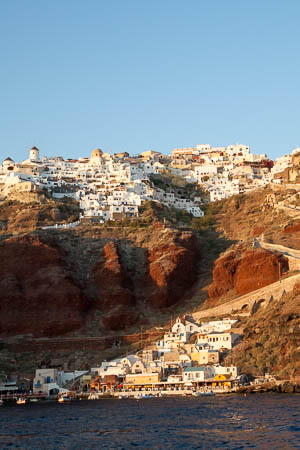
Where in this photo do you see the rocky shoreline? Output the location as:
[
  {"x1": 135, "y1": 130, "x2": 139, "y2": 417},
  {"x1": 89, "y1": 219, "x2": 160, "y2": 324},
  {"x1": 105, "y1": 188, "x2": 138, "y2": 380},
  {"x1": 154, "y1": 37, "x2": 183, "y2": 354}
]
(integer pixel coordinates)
[{"x1": 237, "y1": 381, "x2": 300, "y2": 394}]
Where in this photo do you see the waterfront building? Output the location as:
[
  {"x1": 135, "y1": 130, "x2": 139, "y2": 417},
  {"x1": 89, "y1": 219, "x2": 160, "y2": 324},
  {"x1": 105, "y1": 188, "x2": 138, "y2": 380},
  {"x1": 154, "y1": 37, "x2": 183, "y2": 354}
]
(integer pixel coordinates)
[
  {"x1": 125, "y1": 372, "x2": 160, "y2": 384},
  {"x1": 212, "y1": 364, "x2": 238, "y2": 378},
  {"x1": 183, "y1": 366, "x2": 214, "y2": 382},
  {"x1": 33, "y1": 368, "x2": 88, "y2": 396}
]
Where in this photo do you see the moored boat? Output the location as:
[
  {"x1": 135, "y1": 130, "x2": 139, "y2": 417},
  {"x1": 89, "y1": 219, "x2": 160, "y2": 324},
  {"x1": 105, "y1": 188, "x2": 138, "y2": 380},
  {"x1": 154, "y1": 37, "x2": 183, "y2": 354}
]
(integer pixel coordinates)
[
  {"x1": 88, "y1": 392, "x2": 101, "y2": 400},
  {"x1": 194, "y1": 391, "x2": 216, "y2": 396},
  {"x1": 58, "y1": 395, "x2": 72, "y2": 403},
  {"x1": 140, "y1": 394, "x2": 155, "y2": 399}
]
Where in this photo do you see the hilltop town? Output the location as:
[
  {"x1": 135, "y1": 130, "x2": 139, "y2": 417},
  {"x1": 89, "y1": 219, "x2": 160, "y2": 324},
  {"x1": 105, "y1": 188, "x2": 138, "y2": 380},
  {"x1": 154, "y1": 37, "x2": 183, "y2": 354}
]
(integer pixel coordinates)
[{"x1": 1, "y1": 143, "x2": 300, "y2": 225}]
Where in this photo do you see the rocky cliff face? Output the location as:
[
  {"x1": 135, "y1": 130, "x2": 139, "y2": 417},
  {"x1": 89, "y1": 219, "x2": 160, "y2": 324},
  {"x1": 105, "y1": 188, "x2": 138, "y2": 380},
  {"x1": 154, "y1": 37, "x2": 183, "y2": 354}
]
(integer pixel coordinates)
[
  {"x1": 282, "y1": 221, "x2": 300, "y2": 233},
  {"x1": 1, "y1": 187, "x2": 300, "y2": 375},
  {"x1": 90, "y1": 242, "x2": 136, "y2": 309},
  {"x1": 147, "y1": 232, "x2": 198, "y2": 308},
  {"x1": 0, "y1": 197, "x2": 80, "y2": 235},
  {"x1": 208, "y1": 246, "x2": 289, "y2": 300},
  {"x1": 0, "y1": 228, "x2": 199, "y2": 337},
  {"x1": 0, "y1": 235, "x2": 89, "y2": 336}
]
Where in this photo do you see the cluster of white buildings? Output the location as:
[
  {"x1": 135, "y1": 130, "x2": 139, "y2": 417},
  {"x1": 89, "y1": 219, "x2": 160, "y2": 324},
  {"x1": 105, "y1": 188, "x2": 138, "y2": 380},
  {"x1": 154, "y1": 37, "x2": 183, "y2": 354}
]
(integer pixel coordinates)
[
  {"x1": 170, "y1": 144, "x2": 271, "y2": 201},
  {"x1": 29, "y1": 317, "x2": 239, "y2": 396},
  {"x1": 171, "y1": 144, "x2": 300, "y2": 200},
  {"x1": 1, "y1": 143, "x2": 298, "y2": 221},
  {"x1": 91, "y1": 316, "x2": 239, "y2": 386},
  {"x1": 0, "y1": 147, "x2": 203, "y2": 222}
]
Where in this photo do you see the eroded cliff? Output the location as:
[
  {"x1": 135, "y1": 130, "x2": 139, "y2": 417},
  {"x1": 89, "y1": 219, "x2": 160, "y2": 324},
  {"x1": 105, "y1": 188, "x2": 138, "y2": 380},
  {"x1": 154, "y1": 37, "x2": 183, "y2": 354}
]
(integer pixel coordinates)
[
  {"x1": 208, "y1": 246, "x2": 289, "y2": 300},
  {"x1": 0, "y1": 226, "x2": 199, "y2": 337},
  {"x1": 0, "y1": 234, "x2": 88, "y2": 336}
]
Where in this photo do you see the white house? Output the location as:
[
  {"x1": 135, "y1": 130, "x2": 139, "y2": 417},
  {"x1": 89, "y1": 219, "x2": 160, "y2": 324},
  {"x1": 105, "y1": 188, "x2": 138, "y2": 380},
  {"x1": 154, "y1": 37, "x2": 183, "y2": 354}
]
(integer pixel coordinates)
[
  {"x1": 196, "y1": 332, "x2": 233, "y2": 351},
  {"x1": 183, "y1": 366, "x2": 214, "y2": 382},
  {"x1": 33, "y1": 368, "x2": 85, "y2": 396},
  {"x1": 211, "y1": 364, "x2": 238, "y2": 378},
  {"x1": 156, "y1": 332, "x2": 182, "y2": 351},
  {"x1": 171, "y1": 317, "x2": 201, "y2": 343},
  {"x1": 198, "y1": 318, "x2": 237, "y2": 334}
]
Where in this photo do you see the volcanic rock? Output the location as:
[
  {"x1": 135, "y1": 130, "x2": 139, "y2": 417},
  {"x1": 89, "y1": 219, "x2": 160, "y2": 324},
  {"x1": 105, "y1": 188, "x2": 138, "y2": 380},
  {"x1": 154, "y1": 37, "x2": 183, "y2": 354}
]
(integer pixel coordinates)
[
  {"x1": 0, "y1": 235, "x2": 88, "y2": 336},
  {"x1": 208, "y1": 247, "x2": 289, "y2": 300},
  {"x1": 89, "y1": 241, "x2": 135, "y2": 309}
]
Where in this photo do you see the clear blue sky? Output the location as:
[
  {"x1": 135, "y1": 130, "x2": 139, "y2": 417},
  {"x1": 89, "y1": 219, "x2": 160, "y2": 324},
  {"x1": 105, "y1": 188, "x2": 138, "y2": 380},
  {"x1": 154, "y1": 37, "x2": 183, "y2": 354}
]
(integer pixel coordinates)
[{"x1": 1, "y1": 0, "x2": 300, "y2": 162}]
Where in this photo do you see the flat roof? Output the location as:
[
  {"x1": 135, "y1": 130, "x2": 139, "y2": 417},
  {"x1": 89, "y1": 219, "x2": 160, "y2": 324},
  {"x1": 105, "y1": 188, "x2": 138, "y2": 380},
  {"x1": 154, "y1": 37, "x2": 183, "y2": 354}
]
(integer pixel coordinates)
[{"x1": 184, "y1": 367, "x2": 206, "y2": 372}]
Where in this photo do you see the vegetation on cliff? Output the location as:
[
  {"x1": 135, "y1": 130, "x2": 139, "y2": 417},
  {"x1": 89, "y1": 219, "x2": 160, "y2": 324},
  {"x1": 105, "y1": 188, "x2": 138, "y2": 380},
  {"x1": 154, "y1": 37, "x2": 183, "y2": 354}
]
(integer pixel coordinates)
[{"x1": 0, "y1": 194, "x2": 80, "y2": 237}]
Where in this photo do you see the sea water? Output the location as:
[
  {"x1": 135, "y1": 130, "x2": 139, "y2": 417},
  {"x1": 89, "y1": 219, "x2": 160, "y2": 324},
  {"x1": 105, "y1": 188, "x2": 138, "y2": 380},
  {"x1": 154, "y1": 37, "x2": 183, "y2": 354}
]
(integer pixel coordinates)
[{"x1": 0, "y1": 394, "x2": 299, "y2": 449}]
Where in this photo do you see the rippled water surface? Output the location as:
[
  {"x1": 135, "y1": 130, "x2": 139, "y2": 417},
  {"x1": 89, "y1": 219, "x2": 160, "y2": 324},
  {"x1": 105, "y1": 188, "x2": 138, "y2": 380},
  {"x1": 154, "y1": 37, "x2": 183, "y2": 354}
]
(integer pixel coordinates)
[{"x1": 0, "y1": 394, "x2": 299, "y2": 449}]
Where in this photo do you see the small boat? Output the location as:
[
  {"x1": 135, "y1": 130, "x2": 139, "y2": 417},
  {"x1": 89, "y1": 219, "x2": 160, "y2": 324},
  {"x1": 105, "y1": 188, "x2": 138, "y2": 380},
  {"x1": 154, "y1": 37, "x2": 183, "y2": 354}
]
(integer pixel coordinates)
[
  {"x1": 118, "y1": 394, "x2": 129, "y2": 399},
  {"x1": 139, "y1": 394, "x2": 155, "y2": 399},
  {"x1": 192, "y1": 390, "x2": 216, "y2": 397},
  {"x1": 29, "y1": 398, "x2": 39, "y2": 403},
  {"x1": 88, "y1": 393, "x2": 100, "y2": 400},
  {"x1": 16, "y1": 398, "x2": 26, "y2": 405},
  {"x1": 58, "y1": 395, "x2": 72, "y2": 403},
  {"x1": 198, "y1": 391, "x2": 216, "y2": 396}
]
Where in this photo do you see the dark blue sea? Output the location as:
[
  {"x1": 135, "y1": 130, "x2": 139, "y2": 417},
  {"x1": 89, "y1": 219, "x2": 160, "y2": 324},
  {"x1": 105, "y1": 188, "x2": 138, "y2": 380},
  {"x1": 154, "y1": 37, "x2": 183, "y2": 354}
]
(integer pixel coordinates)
[{"x1": 0, "y1": 394, "x2": 299, "y2": 449}]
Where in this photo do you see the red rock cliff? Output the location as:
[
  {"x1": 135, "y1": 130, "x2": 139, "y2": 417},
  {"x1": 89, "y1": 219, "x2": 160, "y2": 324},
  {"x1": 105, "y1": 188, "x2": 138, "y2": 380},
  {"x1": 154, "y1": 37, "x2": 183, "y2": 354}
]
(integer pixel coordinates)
[
  {"x1": 0, "y1": 235, "x2": 89, "y2": 336},
  {"x1": 90, "y1": 242, "x2": 135, "y2": 309},
  {"x1": 0, "y1": 229, "x2": 200, "y2": 336},
  {"x1": 147, "y1": 232, "x2": 198, "y2": 308},
  {"x1": 208, "y1": 247, "x2": 289, "y2": 300}
]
